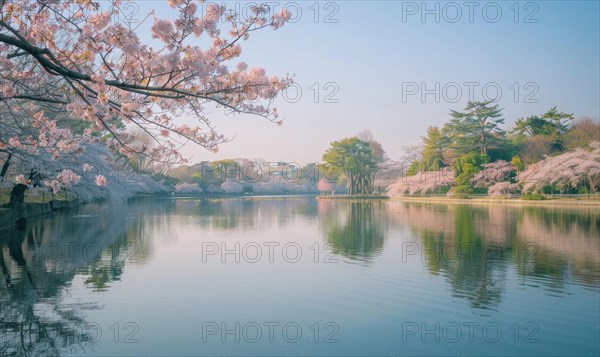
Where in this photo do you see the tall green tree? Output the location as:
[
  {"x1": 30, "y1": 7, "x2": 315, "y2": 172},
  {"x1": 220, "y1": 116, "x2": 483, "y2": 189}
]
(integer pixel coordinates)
[
  {"x1": 512, "y1": 115, "x2": 556, "y2": 137},
  {"x1": 446, "y1": 100, "x2": 506, "y2": 156},
  {"x1": 421, "y1": 125, "x2": 449, "y2": 170},
  {"x1": 323, "y1": 137, "x2": 379, "y2": 195},
  {"x1": 512, "y1": 107, "x2": 574, "y2": 153},
  {"x1": 541, "y1": 107, "x2": 574, "y2": 136},
  {"x1": 453, "y1": 152, "x2": 490, "y2": 187}
]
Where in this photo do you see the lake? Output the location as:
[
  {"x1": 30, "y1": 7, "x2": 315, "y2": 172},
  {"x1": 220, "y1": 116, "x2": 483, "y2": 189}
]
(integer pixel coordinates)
[{"x1": 1, "y1": 197, "x2": 598, "y2": 356}]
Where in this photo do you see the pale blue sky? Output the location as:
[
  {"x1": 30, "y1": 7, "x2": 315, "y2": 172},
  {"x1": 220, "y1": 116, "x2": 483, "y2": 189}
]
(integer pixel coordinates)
[{"x1": 134, "y1": 1, "x2": 600, "y2": 164}]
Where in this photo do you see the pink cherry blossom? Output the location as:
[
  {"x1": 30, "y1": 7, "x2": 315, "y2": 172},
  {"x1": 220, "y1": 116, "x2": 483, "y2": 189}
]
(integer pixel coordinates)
[
  {"x1": 519, "y1": 141, "x2": 600, "y2": 193},
  {"x1": 15, "y1": 174, "x2": 28, "y2": 184},
  {"x1": 167, "y1": 0, "x2": 186, "y2": 8},
  {"x1": 2, "y1": 85, "x2": 16, "y2": 97},
  {"x1": 388, "y1": 168, "x2": 455, "y2": 195},
  {"x1": 57, "y1": 169, "x2": 81, "y2": 186},
  {"x1": 151, "y1": 19, "x2": 175, "y2": 44},
  {"x1": 95, "y1": 175, "x2": 108, "y2": 187},
  {"x1": 488, "y1": 182, "x2": 520, "y2": 197},
  {"x1": 471, "y1": 160, "x2": 515, "y2": 188},
  {"x1": 88, "y1": 12, "x2": 112, "y2": 30},
  {"x1": 1, "y1": 0, "x2": 292, "y2": 169},
  {"x1": 8, "y1": 137, "x2": 21, "y2": 148},
  {"x1": 317, "y1": 178, "x2": 335, "y2": 193},
  {"x1": 272, "y1": 9, "x2": 292, "y2": 29}
]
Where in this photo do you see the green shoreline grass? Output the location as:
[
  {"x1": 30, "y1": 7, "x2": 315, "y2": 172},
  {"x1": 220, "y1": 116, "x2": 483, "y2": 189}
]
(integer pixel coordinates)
[
  {"x1": 3, "y1": 187, "x2": 598, "y2": 207},
  {"x1": 390, "y1": 196, "x2": 600, "y2": 207},
  {"x1": 316, "y1": 194, "x2": 390, "y2": 200},
  {"x1": 0, "y1": 188, "x2": 71, "y2": 205},
  {"x1": 139, "y1": 193, "x2": 600, "y2": 207},
  {"x1": 316, "y1": 194, "x2": 600, "y2": 206}
]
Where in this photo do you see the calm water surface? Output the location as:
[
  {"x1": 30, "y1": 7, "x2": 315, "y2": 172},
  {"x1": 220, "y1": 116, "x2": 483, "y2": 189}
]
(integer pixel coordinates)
[{"x1": 1, "y1": 197, "x2": 599, "y2": 356}]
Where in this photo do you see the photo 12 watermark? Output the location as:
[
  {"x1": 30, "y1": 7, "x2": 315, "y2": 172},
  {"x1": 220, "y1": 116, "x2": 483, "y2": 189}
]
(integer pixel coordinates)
[
  {"x1": 401, "y1": 321, "x2": 539, "y2": 344},
  {"x1": 401, "y1": 242, "x2": 539, "y2": 264},
  {"x1": 400, "y1": 2, "x2": 540, "y2": 24},
  {"x1": 401, "y1": 82, "x2": 539, "y2": 104},
  {"x1": 0, "y1": 319, "x2": 140, "y2": 345},
  {"x1": 201, "y1": 321, "x2": 340, "y2": 343},
  {"x1": 24, "y1": 241, "x2": 142, "y2": 264},
  {"x1": 55, "y1": 1, "x2": 343, "y2": 31},
  {"x1": 198, "y1": 2, "x2": 341, "y2": 24},
  {"x1": 187, "y1": 161, "x2": 340, "y2": 184},
  {"x1": 282, "y1": 81, "x2": 340, "y2": 104},
  {"x1": 201, "y1": 241, "x2": 340, "y2": 264}
]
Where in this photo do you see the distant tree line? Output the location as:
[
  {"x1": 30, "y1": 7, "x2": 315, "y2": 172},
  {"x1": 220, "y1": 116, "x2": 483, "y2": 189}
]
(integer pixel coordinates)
[{"x1": 396, "y1": 100, "x2": 600, "y2": 196}]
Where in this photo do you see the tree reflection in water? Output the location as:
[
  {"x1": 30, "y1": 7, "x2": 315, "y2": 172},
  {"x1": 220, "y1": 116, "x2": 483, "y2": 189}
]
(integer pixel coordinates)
[
  {"x1": 0, "y1": 200, "x2": 173, "y2": 356},
  {"x1": 418, "y1": 205, "x2": 509, "y2": 309},
  {"x1": 172, "y1": 196, "x2": 318, "y2": 230},
  {"x1": 318, "y1": 200, "x2": 386, "y2": 262},
  {"x1": 0, "y1": 197, "x2": 597, "y2": 354},
  {"x1": 393, "y1": 202, "x2": 600, "y2": 309}
]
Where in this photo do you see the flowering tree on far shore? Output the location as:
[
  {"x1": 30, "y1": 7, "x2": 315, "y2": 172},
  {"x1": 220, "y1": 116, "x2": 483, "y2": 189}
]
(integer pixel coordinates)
[
  {"x1": 317, "y1": 177, "x2": 334, "y2": 194},
  {"x1": 1, "y1": 0, "x2": 292, "y2": 199},
  {"x1": 387, "y1": 167, "x2": 454, "y2": 195},
  {"x1": 487, "y1": 181, "x2": 520, "y2": 197},
  {"x1": 470, "y1": 160, "x2": 516, "y2": 189},
  {"x1": 518, "y1": 141, "x2": 600, "y2": 194}
]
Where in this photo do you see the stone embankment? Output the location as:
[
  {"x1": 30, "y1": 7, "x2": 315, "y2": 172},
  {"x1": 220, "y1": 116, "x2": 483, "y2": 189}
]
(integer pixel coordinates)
[{"x1": 0, "y1": 199, "x2": 80, "y2": 229}]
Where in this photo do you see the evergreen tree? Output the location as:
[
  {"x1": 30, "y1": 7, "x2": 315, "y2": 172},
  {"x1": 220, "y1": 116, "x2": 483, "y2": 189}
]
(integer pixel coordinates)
[
  {"x1": 446, "y1": 100, "x2": 506, "y2": 156},
  {"x1": 421, "y1": 125, "x2": 449, "y2": 170}
]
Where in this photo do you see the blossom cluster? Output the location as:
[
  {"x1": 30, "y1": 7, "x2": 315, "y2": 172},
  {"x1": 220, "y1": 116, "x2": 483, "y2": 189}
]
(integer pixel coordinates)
[
  {"x1": 519, "y1": 142, "x2": 600, "y2": 193},
  {"x1": 1, "y1": 0, "x2": 291, "y2": 199},
  {"x1": 387, "y1": 168, "x2": 455, "y2": 195},
  {"x1": 470, "y1": 160, "x2": 515, "y2": 188}
]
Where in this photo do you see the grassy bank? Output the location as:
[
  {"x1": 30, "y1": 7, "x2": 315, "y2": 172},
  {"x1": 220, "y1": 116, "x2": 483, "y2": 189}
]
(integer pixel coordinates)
[
  {"x1": 390, "y1": 195, "x2": 600, "y2": 207},
  {"x1": 0, "y1": 188, "x2": 72, "y2": 205},
  {"x1": 316, "y1": 194, "x2": 390, "y2": 200}
]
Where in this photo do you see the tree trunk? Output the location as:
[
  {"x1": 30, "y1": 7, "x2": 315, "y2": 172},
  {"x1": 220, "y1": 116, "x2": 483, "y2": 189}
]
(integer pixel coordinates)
[
  {"x1": 588, "y1": 173, "x2": 599, "y2": 195},
  {"x1": 0, "y1": 152, "x2": 12, "y2": 181},
  {"x1": 9, "y1": 184, "x2": 28, "y2": 230}
]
